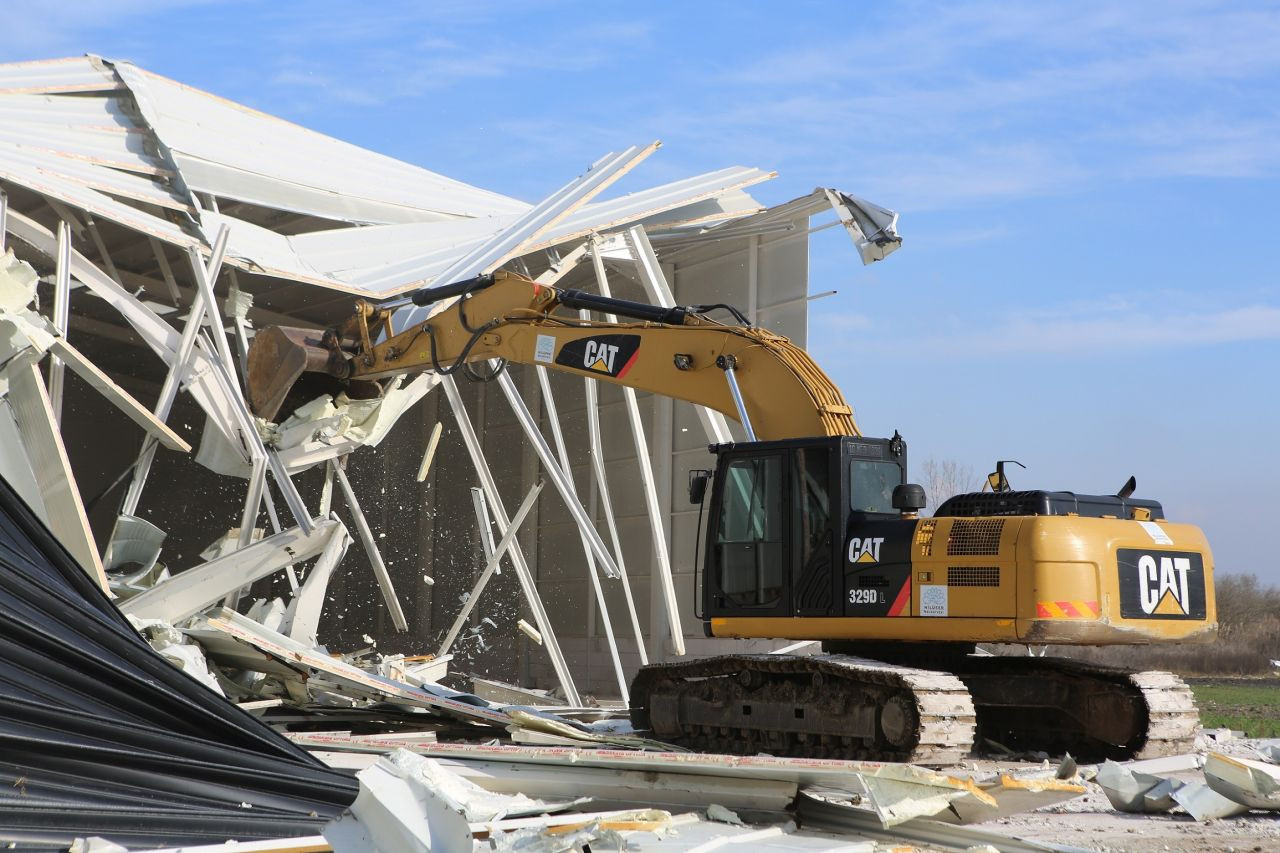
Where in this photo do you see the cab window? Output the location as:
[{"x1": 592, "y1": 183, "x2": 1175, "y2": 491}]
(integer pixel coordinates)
[{"x1": 849, "y1": 460, "x2": 901, "y2": 514}]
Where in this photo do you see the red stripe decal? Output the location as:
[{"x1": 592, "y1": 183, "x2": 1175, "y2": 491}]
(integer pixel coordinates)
[
  {"x1": 887, "y1": 579, "x2": 911, "y2": 616},
  {"x1": 1036, "y1": 603, "x2": 1052, "y2": 618},
  {"x1": 617, "y1": 348, "x2": 640, "y2": 378},
  {"x1": 1059, "y1": 601, "x2": 1083, "y2": 618},
  {"x1": 1085, "y1": 600, "x2": 1100, "y2": 617}
]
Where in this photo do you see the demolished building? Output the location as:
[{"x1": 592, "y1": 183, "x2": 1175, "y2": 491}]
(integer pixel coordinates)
[{"x1": 0, "y1": 54, "x2": 900, "y2": 702}]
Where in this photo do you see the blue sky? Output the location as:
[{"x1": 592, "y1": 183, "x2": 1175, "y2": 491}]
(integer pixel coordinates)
[{"x1": 5, "y1": 1, "x2": 1278, "y2": 580}]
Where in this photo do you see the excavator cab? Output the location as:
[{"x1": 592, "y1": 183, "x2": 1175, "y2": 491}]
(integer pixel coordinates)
[{"x1": 701, "y1": 435, "x2": 921, "y2": 623}]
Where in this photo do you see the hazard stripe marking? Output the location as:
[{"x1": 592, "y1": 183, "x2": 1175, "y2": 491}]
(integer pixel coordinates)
[{"x1": 1036, "y1": 600, "x2": 1101, "y2": 619}]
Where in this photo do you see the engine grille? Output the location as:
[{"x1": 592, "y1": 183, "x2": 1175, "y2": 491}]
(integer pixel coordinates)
[
  {"x1": 946, "y1": 519, "x2": 1005, "y2": 556},
  {"x1": 948, "y1": 566, "x2": 1000, "y2": 587}
]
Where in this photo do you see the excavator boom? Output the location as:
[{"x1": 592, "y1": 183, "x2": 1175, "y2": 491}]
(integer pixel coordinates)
[{"x1": 247, "y1": 270, "x2": 857, "y2": 439}]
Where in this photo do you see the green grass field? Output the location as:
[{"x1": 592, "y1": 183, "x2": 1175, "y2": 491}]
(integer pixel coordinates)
[{"x1": 1188, "y1": 678, "x2": 1280, "y2": 738}]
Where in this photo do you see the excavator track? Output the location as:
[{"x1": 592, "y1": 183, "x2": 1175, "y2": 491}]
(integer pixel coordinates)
[
  {"x1": 630, "y1": 653, "x2": 976, "y2": 766},
  {"x1": 631, "y1": 653, "x2": 1198, "y2": 765},
  {"x1": 950, "y1": 656, "x2": 1200, "y2": 761}
]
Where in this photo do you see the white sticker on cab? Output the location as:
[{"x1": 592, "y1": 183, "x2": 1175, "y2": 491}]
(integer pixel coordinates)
[
  {"x1": 534, "y1": 334, "x2": 556, "y2": 364},
  {"x1": 920, "y1": 584, "x2": 948, "y2": 617},
  {"x1": 1137, "y1": 520, "x2": 1173, "y2": 546}
]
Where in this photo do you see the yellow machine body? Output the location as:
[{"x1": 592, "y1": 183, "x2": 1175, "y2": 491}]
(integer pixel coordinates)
[{"x1": 709, "y1": 515, "x2": 1217, "y2": 644}]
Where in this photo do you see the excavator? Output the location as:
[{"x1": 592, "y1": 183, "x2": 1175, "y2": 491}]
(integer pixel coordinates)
[{"x1": 246, "y1": 270, "x2": 1216, "y2": 765}]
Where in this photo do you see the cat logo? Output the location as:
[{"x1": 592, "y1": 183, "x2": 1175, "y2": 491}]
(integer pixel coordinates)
[
  {"x1": 1116, "y1": 548, "x2": 1207, "y2": 620},
  {"x1": 583, "y1": 339, "x2": 620, "y2": 373},
  {"x1": 1138, "y1": 554, "x2": 1191, "y2": 616},
  {"x1": 554, "y1": 334, "x2": 641, "y2": 379},
  {"x1": 848, "y1": 536, "x2": 885, "y2": 564}
]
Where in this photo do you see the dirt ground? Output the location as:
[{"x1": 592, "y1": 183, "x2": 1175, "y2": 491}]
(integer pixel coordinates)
[{"x1": 967, "y1": 737, "x2": 1280, "y2": 852}]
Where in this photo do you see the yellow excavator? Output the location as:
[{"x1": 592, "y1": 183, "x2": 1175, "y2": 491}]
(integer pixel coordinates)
[{"x1": 247, "y1": 270, "x2": 1216, "y2": 765}]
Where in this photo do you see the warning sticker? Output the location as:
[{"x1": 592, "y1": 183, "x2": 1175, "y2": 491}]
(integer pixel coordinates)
[
  {"x1": 1137, "y1": 520, "x2": 1173, "y2": 546},
  {"x1": 920, "y1": 584, "x2": 948, "y2": 617},
  {"x1": 534, "y1": 334, "x2": 556, "y2": 364}
]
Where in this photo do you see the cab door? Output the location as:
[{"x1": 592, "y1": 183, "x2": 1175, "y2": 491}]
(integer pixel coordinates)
[{"x1": 706, "y1": 452, "x2": 791, "y2": 618}]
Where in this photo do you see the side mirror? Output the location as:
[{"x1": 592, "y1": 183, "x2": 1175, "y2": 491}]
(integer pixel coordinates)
[
  {"x1": 892, "y1": 483, "x2": 927, "y2": 513},
  {"x1": 688, "y1": 469, "x2": 712, "y2": 505}
]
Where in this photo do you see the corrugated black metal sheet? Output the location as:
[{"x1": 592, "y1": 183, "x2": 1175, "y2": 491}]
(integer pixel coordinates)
[{"x1": 0, "y1": 474, "x2": 359, "y2": 848}]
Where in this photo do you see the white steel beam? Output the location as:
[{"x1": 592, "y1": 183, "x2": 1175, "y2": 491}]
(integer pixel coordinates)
[
  {"x1": 442, "y1": 375, "x2": 580, "y2": 706},
  {"x1": 121, "y1": 519, "x2": 342, "y2": 624},
  {"x1": 46, "y1": 220, "x2": 71, "y2": 425},
  {"x1": 392, "y1": 143, "x2": 658, "y2": 333},
  {"x1": 437, "y1": 481, "x2": 543, "y2": 659},
  {"x1": 493, "y1": 370, "x2": 621, "y2": 580},
  {"x1": 331, "y1": 458, "x2": 409, "y2": 633},
  {"x1": 623, "y1": 226, "x2": 732, "y2": 444},
  {"x1": 576, "y1": 239, "x2": 647, "y2": 663},
  {"x1": 2, "y1": 353, "x2": 107, "y2": 590},
  {"x1": 536, "y1": 366, "x2": 629, "y2": 700},
  {"x1": 284, "y1": 520, "x2": 352, "y2": 648},
  {"x1": 580, "y1": 343, "x2": 648, "y2": 666},
  {"x1": 45, "y1": 338, "x2": 190, "y2": 452},
  {"x1": 593, "y1": 233, "x2": 685, "y2": 656},
  {"x1": 120, "y1": 226, "x2": 229, "y2": 516},
  {"x1": 147, "y1": 237, "x2": 182, "y2": 306}
]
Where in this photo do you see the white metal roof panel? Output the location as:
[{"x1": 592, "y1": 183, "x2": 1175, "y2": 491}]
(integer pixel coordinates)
[
  {"x1": 279, "y1": 168, "x2": 772, "y2": 297},
  {"x1": 0, "y1": 156, "x2": 194, "y2": 245},
  {"x1": 539, "y1": 166, "x2": 773, "y2": 245},
  {"x1": 0, "y1": 56, "x2": 120, "y2": 94},
  {"x1": 0, "y1": 139, "x2": 187, "y2": 211},
  {"x1": 111, "y1": 61, "x2": 530, "y2": 225}
]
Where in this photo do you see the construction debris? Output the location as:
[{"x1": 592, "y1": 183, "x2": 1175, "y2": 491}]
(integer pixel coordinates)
[{"x1": 1204, "y1": 751, "x2": 1280, "y2": 810}]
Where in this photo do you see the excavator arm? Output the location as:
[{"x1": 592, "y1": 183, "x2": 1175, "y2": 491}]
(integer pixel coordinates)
[{"x1": 247, "y1": 270, "x2": 858, "y2": 441}]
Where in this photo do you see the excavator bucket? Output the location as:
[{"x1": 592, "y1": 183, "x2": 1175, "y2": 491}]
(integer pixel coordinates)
[{"x1": 246, "y1": 326, "x2": 349, "y2": 422}]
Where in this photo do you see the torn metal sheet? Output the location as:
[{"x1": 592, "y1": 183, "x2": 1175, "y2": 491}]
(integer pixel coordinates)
[
  {"x1": 257, "y1": 166, "x2": 772, "y2": 298},
  {"x1": 796, "y1": 790, "x2": 1087, "y2": 853},
  {"x1": 1171, "y1": 779, "x2": 1250, "y2": 821},
  {"x1": 325, "y1": 748, "x2": 582, "y2": 853},
  {"x1": 268, "y1": 374, "x2": 439, "y2": 471},
  {"x1": 281, "y1": 522, "x2": 351, "y2": 649},
  {"x1": 102, "y1": 514, "x2": 169, "y2": 599},
  {"x1": 133, "y1": 619, "x2": 225, "y2": 696},
  {"x1": 429, "y1": 757, "x2": 801, "y2": 814},
  {"x1": 120, "y1": 519, "x2": 342, "y2": 624},
  {"x1": 188, "y1": 607, "x2": 516, "y2": 727},
  {"x1": 1095, "y1": 759, "x2": 1183, "y2": 813},
  {"x1": 1204, "y1": 751, "x2": 1280, "y2": 810}
]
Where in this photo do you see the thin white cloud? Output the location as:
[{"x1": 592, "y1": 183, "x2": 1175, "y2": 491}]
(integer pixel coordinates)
[{"x1": 824, "y1": 301, "x2": 1280, "y2": 357}]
